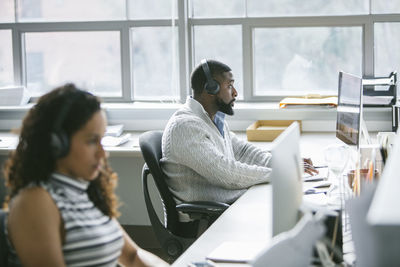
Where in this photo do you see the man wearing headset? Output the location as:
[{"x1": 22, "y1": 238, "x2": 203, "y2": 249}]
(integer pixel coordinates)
[{"x1": 161, "y1": 59, "x2": 317, "y2": 220}]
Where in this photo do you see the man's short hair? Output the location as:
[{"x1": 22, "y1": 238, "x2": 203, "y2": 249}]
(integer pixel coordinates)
[{"x1": 191, "y1": 60, "x2": 231, "y2": 94}]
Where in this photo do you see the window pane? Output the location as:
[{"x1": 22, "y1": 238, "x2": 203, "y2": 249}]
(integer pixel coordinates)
[
  {"x1": 0, "y1": 30, "x2": 14, "y2": 87},
  {"x1": 372, "y1": 1, "x2": 400, "y2": 14},
  {"x1": 131, "y1": 27, "x2": 179, "y2": 100},
  {"x1": 0, "y1": 0, "x2": 15, "y2": 22},
  {"x1": 17, "y1": 0, "x2": 125, "y2": 22},
  {"x1": 375, "y1": 23, "x2": 400, "y2": 77},
  {"x1": 254, "y1": 27, "x2": 362, "y2": 95},
  {"x1": 191, "y1": 0, "x2": 245, "y2": 18},
  {"x1": 25, "y1": 31, "x2": 122, "y2": 97},
  {"x1": 129, "y1": 0, "x2": 177, "y2": 19},
  {"x1": 248, "y1": 0, "x2": 368, "y2": 17},
  {"x1": 193, "y1": 25, "x2": 243, "y2": 99}
]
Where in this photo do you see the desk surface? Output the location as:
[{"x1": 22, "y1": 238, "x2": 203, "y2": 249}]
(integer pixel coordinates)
[
  {"x1": 171, "y1": 133, "x2": 351, "y2": 267},
  {"x1": 0, "y1": 131, "x2": 341, "y2": 159},
  {"x1": 172, "y1": 184, "x2": 273, "y2": 267},
  {"x1": 0, "y1": 131, "x2": 143, "y2": 157}
]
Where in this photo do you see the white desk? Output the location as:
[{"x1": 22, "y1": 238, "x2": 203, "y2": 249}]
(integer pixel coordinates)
[
  {"x1": 0, "y1": 131, "x2": 349, "y2": 231},
  {"x1": 172, "y1": 184, "x2": 273, "y2": 267},
  {"x1": 0, "y1": 131, "x2": 340, "y2": 156},
  {"x1": 0, "y1": 131, "x2": 144, "y2": 157},
  {"x1": 171, "y1": 133, "x2": 351, "y2": 267}
]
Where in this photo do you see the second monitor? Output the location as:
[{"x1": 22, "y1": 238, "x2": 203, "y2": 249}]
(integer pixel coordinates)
[
  {"x1": 270, "y1": 121, "x2": 303, "y2": 236},
  {"x1": 336, "y1": 71, "x2": 364, "y2": 149}
]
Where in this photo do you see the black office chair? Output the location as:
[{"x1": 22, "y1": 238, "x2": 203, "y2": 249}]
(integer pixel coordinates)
[
  {"x1": 0, "y1": 209, "x2": 9, "y2": 266},
  {"x1": 139, "y1": 131, "x2": 229, "y2": 261}
]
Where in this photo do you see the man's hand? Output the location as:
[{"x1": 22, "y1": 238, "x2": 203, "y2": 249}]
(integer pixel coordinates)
[{"x1": 303, "y1": 158, "x2": 318, "y2": 176}]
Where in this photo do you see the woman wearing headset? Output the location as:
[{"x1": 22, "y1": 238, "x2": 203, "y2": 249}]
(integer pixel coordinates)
[{"x1": 3, "y1": 84, "x2": 168, "y2": 266}]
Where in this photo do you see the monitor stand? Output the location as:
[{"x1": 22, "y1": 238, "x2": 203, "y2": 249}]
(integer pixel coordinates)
[
  {"x1": 360, "y1": 118, "x2": 372, "y2": 147},
  {"x1": 358, "y1": 118, "x2": 382, "y2": 181}
]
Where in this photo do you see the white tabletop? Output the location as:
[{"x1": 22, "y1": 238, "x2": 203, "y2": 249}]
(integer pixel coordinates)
[{"x1": 172, "y1": 184, "x2": 273, "y2": 267}]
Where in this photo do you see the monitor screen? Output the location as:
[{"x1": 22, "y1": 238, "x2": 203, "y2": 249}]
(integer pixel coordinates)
[
  {"x1": 270, "y1": 121, "x2": 303, "y2": 236},
  {"x1": 336, "y1": 71, "x2": 363, "y2": 147}
]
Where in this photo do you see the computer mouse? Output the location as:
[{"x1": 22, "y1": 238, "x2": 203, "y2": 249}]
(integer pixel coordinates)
[{"x1": 304, "y1": 188, "x2": 317, "y2": 194}]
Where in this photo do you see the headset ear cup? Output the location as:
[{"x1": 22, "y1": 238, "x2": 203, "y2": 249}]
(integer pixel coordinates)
[
  {"x1": 51, "y1": 132, "x2": 69, "y2": 158},
  {"x1": 204, "y1": 81, "x2": 220, "y2": 95},
  {"x1": 201, "y1": 59, "x2": 220, "y2": 95}
]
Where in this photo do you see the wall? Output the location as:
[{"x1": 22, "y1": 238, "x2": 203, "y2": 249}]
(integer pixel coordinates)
[{"x1": 109, "y1": 155, "x2": 164, "y2": 226}]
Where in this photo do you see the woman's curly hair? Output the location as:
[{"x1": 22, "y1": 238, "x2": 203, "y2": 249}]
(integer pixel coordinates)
[{"x1": 3, "y1": 84, "x2": 120, "y2": 218}]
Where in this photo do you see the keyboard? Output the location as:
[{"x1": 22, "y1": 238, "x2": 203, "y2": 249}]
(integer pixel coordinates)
[{"x1": 303, "y1": 167, "x2": 329, "y2": 182}]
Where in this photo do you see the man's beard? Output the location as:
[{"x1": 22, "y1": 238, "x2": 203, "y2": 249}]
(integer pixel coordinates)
[{"x1": 217, "y1": 97, "x2": 234, "y2": 115}]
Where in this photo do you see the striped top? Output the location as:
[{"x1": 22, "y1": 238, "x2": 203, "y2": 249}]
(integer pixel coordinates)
[{"x1": 5, "y1": 173, "x2": 124, "y2": 267}]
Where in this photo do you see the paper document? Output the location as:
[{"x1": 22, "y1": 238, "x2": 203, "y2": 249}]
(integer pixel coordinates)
[
  {"x1": 105, "y1": 124, "x2": 124, "y2": 137},
  {"x1": 279, "y1": 96, "x2": 337, "y2": 108},
  {"x1": 206, "y1": 241, "x2": 267, "y2": 263},
  {"x1": 303, "y1": 167, "x2": 328, "y2": 182},
  {"x1": 102, "y1": 133, "x2": 131, "y2": 147},
  {"x1": 0, "y1": 136, "x2": 18, "y2": 148},
  {"x1": 303, "y1": 193, "x2": 328, "y2": 207}
]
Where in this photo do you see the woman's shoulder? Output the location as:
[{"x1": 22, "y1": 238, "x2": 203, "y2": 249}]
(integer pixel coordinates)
[
  {"x1": 15, "y1": 185, "x2": 50, "y2": 199},
  {"x1": 9, "y1": 186, "x2": 58, "y2": 217},
  {"x1": 8, "y1": 185, "x2": 60, "y2": 229}
]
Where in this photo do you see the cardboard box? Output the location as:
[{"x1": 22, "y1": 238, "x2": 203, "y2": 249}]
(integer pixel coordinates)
[{"x1": 246, "y1": 120, "x2": 301, "y2": 141}]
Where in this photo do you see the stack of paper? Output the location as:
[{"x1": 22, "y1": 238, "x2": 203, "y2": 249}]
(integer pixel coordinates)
[
  {"x1": 0, "y1": 136, "x2": 19, "y2": 148},
  {"x1": 101, "y1": 133, "x2": 131, "y2": 147},
  {"x1": 279, "y1": 95, "x2": 337, "y2": 108},
  {"x1": 105, "y1": 124, "x2": 124, "y2": 137}
]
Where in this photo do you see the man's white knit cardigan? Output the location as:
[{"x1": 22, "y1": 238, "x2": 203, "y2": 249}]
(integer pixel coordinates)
[{"x1": 161, "y1": 97, "x2": 272, "y2": 206}]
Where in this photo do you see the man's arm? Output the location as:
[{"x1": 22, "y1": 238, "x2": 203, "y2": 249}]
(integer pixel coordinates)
[
  {"x1": 230, "y1": 131, "x2": 272, "y2": 167},
  {"x1": 231, "y1": 132, "x2": 317, "y2": 175},
  {"x1": 166, "y1": 121, "x2": 271, "y2": 190}
]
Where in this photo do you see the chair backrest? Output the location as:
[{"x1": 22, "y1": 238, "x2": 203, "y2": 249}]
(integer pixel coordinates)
[
  {"x1": 0, "y1": 209, "x2": 8, "y2": 266},
  {"x1": 139, "y1": 131, "x2": 181, "y2": 233}
]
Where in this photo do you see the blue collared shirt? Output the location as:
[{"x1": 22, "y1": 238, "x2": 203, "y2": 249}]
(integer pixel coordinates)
[{"x1": 214, "y1": 111, "x2": 225, "y2": 138}]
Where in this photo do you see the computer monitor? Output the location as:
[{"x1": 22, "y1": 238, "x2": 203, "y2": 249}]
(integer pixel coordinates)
[
  {"x1": 336, "y1": 71, "x2": 363, "y2": 148},
  {"x1": 270, "y1": 121, "x2": 303, "y2": 236}
]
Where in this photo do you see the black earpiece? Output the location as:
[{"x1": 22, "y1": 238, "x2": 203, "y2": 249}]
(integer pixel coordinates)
[
  {"x1": 50, "y1": 130, "x2": 69, "y2": 159},
  {"x1": 50, "y1": 93, "x2": 79, "y2": 159},
  {"x1": 201, "y1": 59, "x2": 220, "y2": 95}
]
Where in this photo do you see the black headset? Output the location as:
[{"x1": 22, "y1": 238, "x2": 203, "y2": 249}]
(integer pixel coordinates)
[
  {"x1": 50, "y1": 92, "x2": 81, "y2": 159},
  {"x1": 201, "y1": 59, "x2": 220, "y2": 95}
]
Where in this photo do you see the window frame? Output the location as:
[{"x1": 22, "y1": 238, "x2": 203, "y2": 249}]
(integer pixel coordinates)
[
  {"x1": 1, "y1": 1, "x2": 400, "y2": 103},
  {"x1": 0, "y1": 19, "x2": 186, "y2": 102}
]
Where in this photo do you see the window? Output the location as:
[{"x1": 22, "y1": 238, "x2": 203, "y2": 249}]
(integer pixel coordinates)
[
  {"x1": 247, "y1": 0, "x2": 368, "y2": 17},
  {"x1": 191, "y1": 0, "x2": 245, "y2": 18},
  {"x1": 17, "y1": 0, "x2": 126, "y2": 22},
  {"x1": 129, "y1": 0, "x2": 177, "y2": 19},
  {"x1": 254, "y1": 27, "x2": 362, "y2": 95},
  {"x1": 372, "y1": 0, "x2": 400, "y2": 14},
  {"x1": 25, "y1": 31, "x2": 122, "y2": 97},
  {"x1": 0, "y1": 0, "x2": 15, "y2": 22},
  {"x1": 2, "y1": 1, "x2": 400, "y2": 102},
  {"x1": 131, "y1": 27, "x2": 179, "y2": 100},
  {"x1": 0, "y1": 30, "x2": 14, "y2": 87},
  {"x1": 193, "y1": 25, "x2": 243, "y2": 99},
  {"x1": 375, "y1": 23, "x2": 400, "y2": 77}
]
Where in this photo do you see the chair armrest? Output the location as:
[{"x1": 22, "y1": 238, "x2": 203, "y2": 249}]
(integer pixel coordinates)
[{"x1": 176, "y1": 201, "x2": 229, "y2": 216}]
